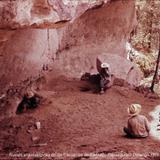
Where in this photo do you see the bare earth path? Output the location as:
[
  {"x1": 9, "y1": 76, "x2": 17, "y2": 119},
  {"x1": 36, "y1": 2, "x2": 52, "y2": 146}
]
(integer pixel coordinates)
[{"x1": 0, "y1": 77, "x2": 160, "y2": 160}]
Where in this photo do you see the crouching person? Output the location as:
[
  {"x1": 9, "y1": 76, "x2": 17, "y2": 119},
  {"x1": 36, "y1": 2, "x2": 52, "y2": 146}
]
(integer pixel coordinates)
[
  {"x1": 124, "y1": 104, "x2": 150, "y2": 138},
  {"x1": 99, "y1": 63, "x2": 112, "y2": 94}
]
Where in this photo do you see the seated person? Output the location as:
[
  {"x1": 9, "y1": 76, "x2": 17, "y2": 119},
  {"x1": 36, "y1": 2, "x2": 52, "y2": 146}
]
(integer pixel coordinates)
[
  {"x1": 99, "y1": 63, "x2": 112, "y2": 94},
  {"x1": 124, "y1": 104, "x2": 150, "y2": 138}
]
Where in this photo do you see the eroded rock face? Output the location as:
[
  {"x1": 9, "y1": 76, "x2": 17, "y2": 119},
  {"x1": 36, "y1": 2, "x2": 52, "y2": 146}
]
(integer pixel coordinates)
[
  {"x1": 0, "y1": 0, "x2": 110, "y2": 29},
  {"x1": 0, "y1": 0, "x2": 137, "y2": 93},
  {"x1": 53, "y1": 0, "x2": 137, "y2": 77},
  {"x1": 0, "y1": 29, "x2": 59, "y2": 92}
]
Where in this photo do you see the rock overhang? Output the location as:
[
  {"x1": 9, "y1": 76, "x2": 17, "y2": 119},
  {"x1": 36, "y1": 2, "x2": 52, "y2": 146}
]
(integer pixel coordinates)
[
  {"x1": 0, "y1": 0, "x2": 138, "y2": 93},
  {"x1": 0, "y1": 0, "x2": 111, "y2": 29}
]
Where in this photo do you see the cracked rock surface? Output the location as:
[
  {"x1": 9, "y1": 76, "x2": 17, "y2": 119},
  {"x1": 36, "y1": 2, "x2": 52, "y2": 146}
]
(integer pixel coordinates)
[{"x1": 0, "y1": 0, "x2": 110, "y2": 29}]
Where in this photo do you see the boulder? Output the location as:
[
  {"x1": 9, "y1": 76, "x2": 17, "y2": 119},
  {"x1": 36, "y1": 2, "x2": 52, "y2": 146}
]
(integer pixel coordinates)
[{"x1": 96, "y1": 54, "x2": 143, "y2": 87}]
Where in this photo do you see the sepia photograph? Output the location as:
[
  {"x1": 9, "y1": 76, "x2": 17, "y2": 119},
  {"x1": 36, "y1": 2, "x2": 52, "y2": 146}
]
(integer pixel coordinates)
[{"x1": 0, "y1": 0, "x2": 160, "y2": 159}]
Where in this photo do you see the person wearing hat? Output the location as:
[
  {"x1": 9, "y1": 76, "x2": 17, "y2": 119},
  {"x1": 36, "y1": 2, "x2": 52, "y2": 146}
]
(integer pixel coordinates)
[
  {"x1": 123, "y1": 104, "x2": 150, "y2": 138},
  {"x1": 99, "y1": 62, "x2": 112, "y2": 94}
]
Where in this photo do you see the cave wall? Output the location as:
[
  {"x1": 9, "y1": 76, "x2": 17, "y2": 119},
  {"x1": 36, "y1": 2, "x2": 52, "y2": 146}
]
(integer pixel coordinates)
[
  {"x1": 0, "y1": 29, "x2": 59, "y2": 92},
  {"x1": 0, "y1": 0, "x2": 110, "y2": 29},
  {"x1": 0, "y1": 0, "x2": 137, "y2": 93},
  {"x1": 53, "y1": 0, "x2": 137, "y2": 77}
]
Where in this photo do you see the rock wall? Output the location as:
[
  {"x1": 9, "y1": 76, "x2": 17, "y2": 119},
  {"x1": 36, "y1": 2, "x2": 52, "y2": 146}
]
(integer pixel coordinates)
[
  {"x1": 0, "y1": 0, "x2": 138, "y2": 93},
  {"x1": 0, "y1": 0, "x2": 110, "y2": 29},
  {"x1": 0, "y1": 29, "x2": 59, "y2": 92},
  {"x1": 53, "y1": 0, "x2": 137, "y2": 77}
]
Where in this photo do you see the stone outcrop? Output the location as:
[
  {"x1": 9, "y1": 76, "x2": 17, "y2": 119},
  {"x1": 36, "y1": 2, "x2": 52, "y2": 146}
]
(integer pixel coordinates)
[
  {"x1": 0, "y1": 29, "x2": 59, "y2": 92},
  {"x1": 52, "y1": 0, "x2": 137, "y2": 77},
  {"x1": 0, "y1": 0, "x2": 138, "y2": 94},
  {"x1": 0, "y1": 0, "x2": 110, "y2": 29}
]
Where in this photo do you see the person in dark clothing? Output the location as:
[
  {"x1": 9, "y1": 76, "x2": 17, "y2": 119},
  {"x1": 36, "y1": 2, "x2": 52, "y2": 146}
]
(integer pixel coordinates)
[
  {"x1": 16, "y1": 90, "x2": 41, "y2": 114},
  {"x1": 99, "y1": 63, "x2": 112, "y2": 94}
]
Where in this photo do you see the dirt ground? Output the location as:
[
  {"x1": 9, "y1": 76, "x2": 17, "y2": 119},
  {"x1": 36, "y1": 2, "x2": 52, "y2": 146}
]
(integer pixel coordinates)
[{"x1": 0, "y1": 77, "x2": 160, "y2": 160}]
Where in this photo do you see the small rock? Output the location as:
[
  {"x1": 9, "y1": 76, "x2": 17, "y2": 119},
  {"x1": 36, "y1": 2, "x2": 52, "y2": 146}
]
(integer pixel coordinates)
[
  {"x1": 0, "y1": 94, "x2": 6, "y2": 99},
  {"x1": 31, "y1": 130, "x2": 41, "y2": 143},
  {"x1": 35, "y1": 121, "x2": 41, "y2": 130},
  {"x1": 32, "y1": 136, "x2": 40, "y2": 142}
]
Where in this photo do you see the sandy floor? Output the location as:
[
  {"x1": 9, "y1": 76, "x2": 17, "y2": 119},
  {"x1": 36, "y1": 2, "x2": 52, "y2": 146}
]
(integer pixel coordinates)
[{"x1": 0, "y1": 78, "x2": 160, "y2": 160}]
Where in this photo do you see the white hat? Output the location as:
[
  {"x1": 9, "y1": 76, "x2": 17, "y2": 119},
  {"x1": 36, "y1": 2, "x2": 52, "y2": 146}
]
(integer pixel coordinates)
[
  {"x1": 128, "y1": 104, "x2": 141, "y2": 116},
  {"x1": 101, "y1": 63, "x2": 110, "y2": 69},
  {"x1": 26, "y1": 90, "x2": 34, "y2": 98}
]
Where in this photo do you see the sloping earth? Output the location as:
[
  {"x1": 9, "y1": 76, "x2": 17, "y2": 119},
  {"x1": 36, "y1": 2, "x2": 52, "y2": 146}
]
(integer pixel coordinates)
[{"x1": 0, "y1": 77, "x2": 160, "y2": 160}]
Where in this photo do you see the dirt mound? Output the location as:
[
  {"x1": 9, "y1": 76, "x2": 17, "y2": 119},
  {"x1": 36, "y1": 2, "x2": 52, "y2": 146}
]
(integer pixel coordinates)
[{"x1": 0, "y1": 77, "x2": 160, "y2": 160}]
